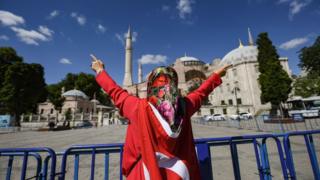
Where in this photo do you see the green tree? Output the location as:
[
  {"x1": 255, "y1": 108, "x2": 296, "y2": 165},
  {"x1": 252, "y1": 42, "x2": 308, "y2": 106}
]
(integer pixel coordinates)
[
  {"x1": 299, "y1": 36, "x2": 320, "y2": 76},
  {"x1": 60, "y1": 73, "x2": 77, "y2": 91},
  {"x1": 0, "y1": 47, "x2": 23, "y2": 86},
  {"x1": 293, "y1": 36, "x2": 320, "y2": 97},
  {"x1": 256, "y1": 33, "x2": 292, "y2": 116},
  {"x1": 61, "y1": 73, "x2": 112, "y2": 105},
  {"x1": 0, "y1": 62, "x2": 47, "y2": 125},
  {"x1": 293, "y1": 74, "x2": 320, "y2": 97},
  {"x1": 75, "y1": 73, "x2": 100, "y2": 98},
  {"x1": 47, "y1": 84, "x2": 65, "y2": 112}
]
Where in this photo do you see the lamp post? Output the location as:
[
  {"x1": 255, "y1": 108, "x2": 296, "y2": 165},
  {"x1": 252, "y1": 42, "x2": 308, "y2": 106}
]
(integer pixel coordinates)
[
  {"x1": 232, "y1": 87, "x2": 241, "y2": 128},
  {"x1": 232, "y1": 87, "x2": 240, "y2": 117}
]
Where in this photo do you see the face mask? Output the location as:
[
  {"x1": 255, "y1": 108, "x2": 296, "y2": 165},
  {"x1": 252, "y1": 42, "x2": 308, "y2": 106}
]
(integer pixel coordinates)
[
  {"x1": 148, "y1": 84, "x2": 177, "y2": 126},
  {"x1": 147, "y1": 67, "x2": 183, "y2": 132}
]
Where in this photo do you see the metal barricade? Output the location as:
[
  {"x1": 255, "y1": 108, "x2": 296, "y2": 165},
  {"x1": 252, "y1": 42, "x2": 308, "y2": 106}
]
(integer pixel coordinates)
[
  {"x1": 58, "y1": 143, "x2": 123, "y2": 180},
  {"x1": 1, "y1": 131, "x2": 319, "y2": 180},
  {"x1": 283, "y1": 130, "x2": 320, "y2": 180},
  {"x1": 0, "y1": 147, "x2": 56, "y2": 180}
]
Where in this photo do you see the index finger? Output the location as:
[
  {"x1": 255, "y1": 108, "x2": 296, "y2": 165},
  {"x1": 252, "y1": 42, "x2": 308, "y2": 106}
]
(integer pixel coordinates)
[{"x1": 90, "y1": 54, "x2": 98, "y2": 62}]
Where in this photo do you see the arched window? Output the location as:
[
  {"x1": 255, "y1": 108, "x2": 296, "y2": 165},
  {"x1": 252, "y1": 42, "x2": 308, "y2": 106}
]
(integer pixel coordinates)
[{"x1": 185, "y1": 70, "x2": 206, "y2": 82}]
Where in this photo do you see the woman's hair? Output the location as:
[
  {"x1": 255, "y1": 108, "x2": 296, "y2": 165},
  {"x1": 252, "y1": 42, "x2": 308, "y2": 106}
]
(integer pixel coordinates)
[
  {"x1": 147, "y1": 66, "x2": 178, "y2": 87},
  {"x1": 146, "y1": 66, "x2": 178, "y2": 98}
]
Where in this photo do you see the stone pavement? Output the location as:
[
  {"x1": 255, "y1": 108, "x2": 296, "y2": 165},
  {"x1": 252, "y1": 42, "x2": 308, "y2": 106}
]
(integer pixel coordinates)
[{"x1": 0, "y1": 123, "x2": 318, "y2": 179}]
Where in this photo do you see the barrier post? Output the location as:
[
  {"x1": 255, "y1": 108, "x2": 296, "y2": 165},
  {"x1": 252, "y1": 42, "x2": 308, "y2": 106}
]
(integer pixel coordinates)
[
  {"x1": 304, "y1": 134, "x2": 320, "y2": 179},
  {"x1": 196, "y1": 142, "x2": 214, "y2": 180},
  {"x1": 230, "y1": 142, "x2": 241, "y2": 180},
  {"x1": 283, "y1": 136, "x2": 297, "y2": 180},
  {"x1": 6, "y1": 156, "x2": 14, "y2": 180}
]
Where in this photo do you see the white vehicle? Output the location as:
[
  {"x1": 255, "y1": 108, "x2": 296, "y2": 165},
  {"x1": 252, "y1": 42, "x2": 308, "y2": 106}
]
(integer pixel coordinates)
[
  {"x1": 287, "y1": 96, "x2": 320, "y2": 118},
  {"x1": 229, "y1": 114, "x2": 240, "y2": 121},
  {"x1": 212, "y1": 114, "x2": 226, "y2": 121},
  {"x1": 229, "y1": 112, "x2": 252, "y2": 120},
  {"x1": 239, "y1": 112, "x2": 253, "y2": 120},
  {"x1": 202, "y1": 115, "x2": 214, "y2": 122}
]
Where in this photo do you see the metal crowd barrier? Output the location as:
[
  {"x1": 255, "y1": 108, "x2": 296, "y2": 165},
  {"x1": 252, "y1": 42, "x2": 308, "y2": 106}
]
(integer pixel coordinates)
[
  {"x1": 0, "y1": 147, "x2": 56, "y2": 180},
  {"x1": 1, "y1": 130, "x2": 319, "y2": 180}
]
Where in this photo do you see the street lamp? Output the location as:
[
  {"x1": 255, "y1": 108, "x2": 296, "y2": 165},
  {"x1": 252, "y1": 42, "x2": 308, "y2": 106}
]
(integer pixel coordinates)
[
  {"x1": 232, "y1": 86, "x2": 241, "y2": 129},
  {"x1": 232, "y1": 87, "x2": 240, "y2": 117}
]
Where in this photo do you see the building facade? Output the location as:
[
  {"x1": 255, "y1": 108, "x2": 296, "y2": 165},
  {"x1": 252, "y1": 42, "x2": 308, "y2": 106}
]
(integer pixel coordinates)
[
  {"x1": 124, "y1": 28, "x2": 292, "y2": 116},
  {"x1": 38, "y1": 89, "x2": 113, "y2": 117}
]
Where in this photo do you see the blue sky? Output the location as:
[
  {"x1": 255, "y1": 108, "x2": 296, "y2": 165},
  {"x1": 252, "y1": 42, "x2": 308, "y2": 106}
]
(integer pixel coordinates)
[{"x1": 1, "y1": 0, "x2": 319, "y2": 85}]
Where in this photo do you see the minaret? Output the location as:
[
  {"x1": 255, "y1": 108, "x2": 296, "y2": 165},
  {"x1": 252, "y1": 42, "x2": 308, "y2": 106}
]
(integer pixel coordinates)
[
  {"x1": 238, "y1": 38, "x2": 244, "y2": 48},
  {"x1": 138, "y1": 62, "x2": 143, "y2": 83},
  {"x1": 248, "y1": 28, "x2": 254, "y2": 46},
  {"x1": 123, "y1": 26, "x2": 133, "y2": 87}
]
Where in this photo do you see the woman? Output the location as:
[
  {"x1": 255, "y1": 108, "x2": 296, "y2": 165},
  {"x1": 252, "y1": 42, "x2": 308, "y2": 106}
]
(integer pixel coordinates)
[{"x1": 91, "y1": 55, "x2": 230, "y2": 180}]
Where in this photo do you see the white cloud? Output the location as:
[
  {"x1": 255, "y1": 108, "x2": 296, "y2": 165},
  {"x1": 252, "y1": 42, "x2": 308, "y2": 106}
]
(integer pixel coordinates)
[
  {"x1": 70, "y1": 12, "x2": 86, "y2": 26},
  {"x1": 48, "y1": 10, "x2": 59, "y2": 19},
  {"x1": 97, "y1": 24, "x2": 106, "y2": 33},
  {"x1": 289, "y1": 0, "x2": 312, "y2": 19},
  {"x1": 115, "y1": 31, "x2": 138, "y2": 45},
  {"x1": 0, "y1": 35, "x2": 9, "y2": 41},
  {"x1": 279, "y1": 36, "x2": 309, "y2": 50},
  {"x1": 0, "y1": 10, "x2": 25, "y2": 26},
  {"x1": 11, "y1": 27, "x2": 51, "y2": 45},
  {"x1": 177, "y1": 0, "x2": 194, "y2": 19},
  {"x1": 138, "y1": 54, "x2": 167, "y2": 65},
  {"x1": 60, "y1": 58, "x2": 72, "y2": 64},
  {"x1": 277, "y1": 0, "x2": 313, "y2": 20},
  {"x1": 38, "y1": 25, "x2": 54, "y2": 37},
  {"x1": 115, "y1": 33, "x2": 124, "y2": 45}
]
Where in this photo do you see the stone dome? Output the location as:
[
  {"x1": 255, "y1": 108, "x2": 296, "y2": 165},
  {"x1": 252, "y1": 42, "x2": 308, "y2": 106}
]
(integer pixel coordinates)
[
  {"x1": 221, "y1": 45, "x2": 258, "y2": 65},
  {"x1": 179, "y1": 55, "x2": 200, "y2": 62},
  {"x1": 62, "y1": 89, "x2": 88, "y2": 99}
]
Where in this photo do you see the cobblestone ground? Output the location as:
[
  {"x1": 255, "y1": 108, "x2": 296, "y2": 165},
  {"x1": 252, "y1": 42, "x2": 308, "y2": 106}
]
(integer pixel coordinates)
[{"x1": 0, "y1": 123, "x2": 319, "y2": 180}]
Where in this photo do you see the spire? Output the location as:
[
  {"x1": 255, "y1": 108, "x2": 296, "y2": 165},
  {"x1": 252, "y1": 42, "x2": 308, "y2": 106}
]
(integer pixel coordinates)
[
  {"x1": 184, "y1": 52, "x2": 187, "y2": 57},
  {"x1": 127, "y1": 25, "x2": 132, "y2": 38},
  {"x1": 123, "y1": 26, "x2": 133, "y2": 87},
  {"x1": 248, "y1": 27, "x2": 254, "y2": 46},
  {"x1": 238, "y1": 38, "x2": 244, "y2": 48}
]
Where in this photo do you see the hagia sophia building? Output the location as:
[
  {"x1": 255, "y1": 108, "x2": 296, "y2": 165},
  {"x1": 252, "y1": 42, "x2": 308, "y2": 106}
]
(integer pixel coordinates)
[{"x1": 123, "y1": 27, "x2": 292, "y2": 116}]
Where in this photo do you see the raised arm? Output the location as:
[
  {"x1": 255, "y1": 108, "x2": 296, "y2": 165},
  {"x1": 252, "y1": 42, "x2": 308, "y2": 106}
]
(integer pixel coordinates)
[
  {"x1": 91, "y1": 55, "x2": 139, "y2": 121},
  {"x1": 185, "y1": 64, "x2": 231, "y2": 117}
]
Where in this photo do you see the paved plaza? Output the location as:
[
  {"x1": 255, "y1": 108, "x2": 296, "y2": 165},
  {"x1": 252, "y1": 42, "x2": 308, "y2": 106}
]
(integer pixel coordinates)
[{"x1": 0, "y1": 123, "x2": 319, "y2": 179}]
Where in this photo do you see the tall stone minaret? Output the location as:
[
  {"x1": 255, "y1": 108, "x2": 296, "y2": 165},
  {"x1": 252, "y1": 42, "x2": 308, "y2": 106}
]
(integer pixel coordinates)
[
  {"x1": 138, "y1": 62, "x2": 142, "y2": 83},
  {"x1": 123, "y1": 26, "x2": 133, "y2": 87},
  {"x1": 248, "y1": 28, "x2": 254, "y2": 46}
]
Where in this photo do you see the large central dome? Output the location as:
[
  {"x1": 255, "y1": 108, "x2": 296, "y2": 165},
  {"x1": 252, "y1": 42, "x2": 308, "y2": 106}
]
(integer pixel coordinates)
[
  {"x1": 179, "y1": 55, "x2": 200, "y2": 62},
  {"x1": 221, "y1": 45, "x2": 258, "y2": 65}
]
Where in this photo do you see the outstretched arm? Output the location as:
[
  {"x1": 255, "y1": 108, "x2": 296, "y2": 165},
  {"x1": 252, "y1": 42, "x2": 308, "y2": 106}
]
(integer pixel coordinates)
[
  {"x1": 185, "y1": 64, "x2": 231, "y2": 117},
  {"x1": 91, "y1": 55, "x2": 139, "y2": 121}
]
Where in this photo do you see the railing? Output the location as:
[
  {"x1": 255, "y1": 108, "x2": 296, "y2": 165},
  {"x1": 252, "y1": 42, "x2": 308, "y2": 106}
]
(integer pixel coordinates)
[
  {"x1": 0, "y1": 130, "x2": 319, "y2": 180},
  {"x1": 193, "y1": 116, "x2": 320, "y2": 133},
  {"x1": 0, "y1": 147, "x2": 56, "y2": 180}
]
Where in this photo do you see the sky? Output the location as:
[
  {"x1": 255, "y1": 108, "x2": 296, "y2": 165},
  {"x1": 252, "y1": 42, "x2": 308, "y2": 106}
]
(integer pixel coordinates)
[{"x1": 0, "y1": 0, "x2": 319, "y2": 85}]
